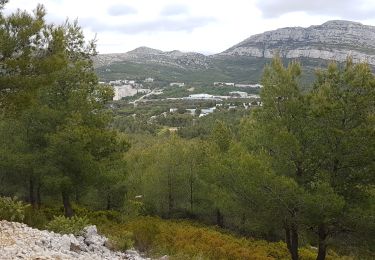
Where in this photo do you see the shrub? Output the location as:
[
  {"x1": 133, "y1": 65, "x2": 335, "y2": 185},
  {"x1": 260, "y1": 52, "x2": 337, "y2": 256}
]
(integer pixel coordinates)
[
  {"x1": 88, "y1": 210, "x2": 122, "y2": 224},
  {"x1": 122, "y1": 199, "x2": 146, "y2": 217},
  {"x1": 120, "y1": 217, "x2": 340, "y2": 260},
  {"x1": 107, "y1": 231, "x2": 134, "y2": 251},
  {"x1": 0, "y1": 196, "x2": 29, "y2": 222},
  {"x1": 45, "y1": 215, "x2": 90, "y2": 235},
  {"x1": 39, "y1": 206, "x2": 64, "y2": 220},
  {"x1": 24, "y1": 208, "x2": 49, "y2": 229},
  {"x1": 127, "y1": 217, "x2": 161, "y2": 253}
]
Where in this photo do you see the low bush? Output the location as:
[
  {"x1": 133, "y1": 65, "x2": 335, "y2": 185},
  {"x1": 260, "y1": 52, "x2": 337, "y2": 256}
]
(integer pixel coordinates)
[
  {"x1": 45, "y1": 215, "x2": 90, "y2": 235},
  {"x1": 24, "y1": 208, "x2": 49, "y2": 229},
  {"x1": 88, "y1": 210, "x2": 123, "y2": 224},
  {"x1": 99, "y1": 217, "x2": 341, "y2": 260},
  {"x1": 39, "y1": 206, "x2": 64, "y2": 220},
  {"x1": 126, "y1": 217, "x2": 160, "y2": 253},
  {"x1": 107, "y1": 230, "x2": 134, "y2": 251},
  {"x1": 0, "y1": 196, "x2": 29, "y2": 222}
]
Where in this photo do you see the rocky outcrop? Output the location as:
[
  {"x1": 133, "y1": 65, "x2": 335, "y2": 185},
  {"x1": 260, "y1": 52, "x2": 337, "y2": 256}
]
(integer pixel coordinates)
[
  {"x1": 220, "y1": 20, "x2": 375, "y2": 65},
  {"x1": 0, "y1": 220, "x2": 148, "y2": 260}
]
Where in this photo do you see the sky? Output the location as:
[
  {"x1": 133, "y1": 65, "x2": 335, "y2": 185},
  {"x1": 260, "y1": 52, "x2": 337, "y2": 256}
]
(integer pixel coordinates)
[{"x1": 4, "y1": 0, "x2": 375, "y2": 54}]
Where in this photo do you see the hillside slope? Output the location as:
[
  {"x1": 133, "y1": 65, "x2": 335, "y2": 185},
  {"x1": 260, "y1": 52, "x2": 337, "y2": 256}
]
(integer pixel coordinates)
[{"x1": 94, "y1": 20, "x2": 375, "y2": 84}]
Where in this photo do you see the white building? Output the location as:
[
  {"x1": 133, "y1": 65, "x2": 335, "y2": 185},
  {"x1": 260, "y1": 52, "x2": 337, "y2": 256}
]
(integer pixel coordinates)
[
  {"x1": 187, "y1": 94, "x2": 214, "y2": 100},
  {"x1": 170, "y1": 82, "x2": 185, "y2": 87},
  {"x1": 144, "y1": 77, "x2": 154, "y2": 83},
  {"x1": 214, "y1": 82, "x2": 235, "y2": 87},
  {"x1": 186, "y1": 109, "x2": 196, "y2": 115},
  {"x1": 199, "y1": 107, "x2": 216, "y2": 117},
  {"x1": 137, "y1": 89, "x2": 151, "y2": 94},
  {"x1": 229, "y1": 91, "x2": 248, "y2": 98},
  {"x1": 235, "y1": 83, "x2": 263, "y2": 88}
]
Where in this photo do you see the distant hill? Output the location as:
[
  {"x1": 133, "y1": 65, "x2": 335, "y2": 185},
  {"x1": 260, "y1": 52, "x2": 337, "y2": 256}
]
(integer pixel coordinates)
[
  {"x1": 94, "y1": 20, "x2": 375, "y2": 84},
  {"x1": 94, "y1": 46, "x2": 210, "y2": 70}
]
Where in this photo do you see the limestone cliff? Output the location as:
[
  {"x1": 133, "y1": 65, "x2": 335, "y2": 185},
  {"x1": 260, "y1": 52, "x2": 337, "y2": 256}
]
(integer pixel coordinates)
[{"x1": 220, "y1": 20, "x2": 375, "y2": 65}]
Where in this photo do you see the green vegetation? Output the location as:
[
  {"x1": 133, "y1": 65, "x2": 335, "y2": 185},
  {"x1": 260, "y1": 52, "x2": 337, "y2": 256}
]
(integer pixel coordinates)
[
  {"x1": 96, "y1": 55, "x2": 327, "y2": 86},
  {"x1": 149, "y1": 85, "x2": 260, "y2": 99},
  {"x1": 0, "y1": 197, "x2": 29, "y2": 222},
  {"x1": 45, "y1": 215, "x2": 90, "y2": 235},
  {"x1": 100, "y1": 217, "x2": 333, "y2": 260},
  {"x1": 0, "y1": 2, "x2": 374, "y2": 260}
]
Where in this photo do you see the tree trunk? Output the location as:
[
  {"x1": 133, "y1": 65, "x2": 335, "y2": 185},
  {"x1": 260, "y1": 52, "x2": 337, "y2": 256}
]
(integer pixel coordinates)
[
  {"x1": 216, "y1": 208, "x2": 224, "y2": 228},
  {"x1": 291, "y1": 224, "x2": 299, "y2": 260},
  {"x1": 316, "y1": 224, "x2": 327, "y2": 260},
  {"x1": 167, "y1": 172, "x2": 173, "y2": 218},
  {"x1": 285, "y1": 226, "x2": 293, "y2": 258},
  {"x1": 62, "y1": 191, "x2": 74, "y2": 217},
  {"x1": 189, "y1": 173, "x2": 193, "y2": 212},
  {"x1": 29, "y1": 176, "x2": 37, "y2": 209},
  {"x1": 285, "y1": 224, "x2": 299, "y2": 260},
  {"x1": 36, "y1": 183, "x2": 42, "y2": 209},
  {"x1": 75, "y1": 188, "x2": 80, "y2": 204},
  {"x1": 106, "y1": 193, "x2": 111, "y2": 210}
]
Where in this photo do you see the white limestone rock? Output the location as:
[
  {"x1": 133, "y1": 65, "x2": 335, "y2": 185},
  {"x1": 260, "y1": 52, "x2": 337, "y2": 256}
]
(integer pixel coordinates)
[
  {"x1": 220, "y1": 20, "x2": 375, "y2": 65},
  {"x1": 0, "y1": 220, "x2": 149, "y2": 260}
]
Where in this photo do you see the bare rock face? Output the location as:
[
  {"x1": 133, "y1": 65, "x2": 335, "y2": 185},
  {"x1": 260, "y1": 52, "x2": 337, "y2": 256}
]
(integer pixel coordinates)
[
  {"x1": 220, "y1": 20, "x2": 375, "y2": 65},
  {"x1": 0, "y1": 220, "x2": 148, "y2": 260},
  {"x1": 83, "y1": 225, "x2": 107, "y2": 247}
]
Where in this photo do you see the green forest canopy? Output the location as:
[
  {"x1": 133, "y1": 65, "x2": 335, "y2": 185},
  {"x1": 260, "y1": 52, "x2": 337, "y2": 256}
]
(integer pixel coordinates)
[{"x1": 0, "y1": 2, "x2": 374, "y2": 260}]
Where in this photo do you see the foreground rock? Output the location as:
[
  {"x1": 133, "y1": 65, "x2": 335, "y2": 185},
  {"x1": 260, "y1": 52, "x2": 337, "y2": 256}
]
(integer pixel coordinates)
[{"x1": 0, "y1": 220, "x2": 148, "y2": 260}]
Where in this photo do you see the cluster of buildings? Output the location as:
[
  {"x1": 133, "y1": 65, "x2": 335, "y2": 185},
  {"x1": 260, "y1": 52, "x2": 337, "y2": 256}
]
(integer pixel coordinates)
[
  {"x1": 103, "y1": 78, "x2": 157, "y2": 101},
  {"x1": 109, "y1": 79, "x2": 137, "y2": 86},
  {"x1": 214, "y1": 82, "x2": 263, "y2": 88},
  {"x1": 183, "y1": 93, "x2": 260, "y2": 101},
  {"x1": 168, "y1": 100, "x2": 262, "y2": 119},
  {"x1": 168, "y1": 107, "x2": 217, "y2": 117},
  {"x1": 213, "y1": 82, "x2": 235, "y2": 87},
  {"x1": 108, "y1": 77, "x2": 156, "y2": 86}
]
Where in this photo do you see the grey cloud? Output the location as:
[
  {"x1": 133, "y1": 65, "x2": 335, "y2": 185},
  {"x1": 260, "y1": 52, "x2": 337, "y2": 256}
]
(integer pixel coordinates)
[
  {"x1": 81, "y1": 16, "x2": 216, "y2": 34},
  {"x1": 160, "y1": 4, "x2": 189, "y2": 16},
  {"x1": 108, "y1": 4, "x2": 137, "y2": 16},
  {"x1": 256, "y1": 0, "x2": 375, "y2": 19}
]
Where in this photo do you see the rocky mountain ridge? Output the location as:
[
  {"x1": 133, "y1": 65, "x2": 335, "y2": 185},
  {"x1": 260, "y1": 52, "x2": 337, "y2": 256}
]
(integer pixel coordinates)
[
  {"x1": 94, "y1": 20, "x2": 375, "y2": 69},
  {"x1": 220, "y1": 20, "x2": 375, "y2": 65},
  {"x1": 94, "y1": 20, "x2": 375, "y2": 83}
]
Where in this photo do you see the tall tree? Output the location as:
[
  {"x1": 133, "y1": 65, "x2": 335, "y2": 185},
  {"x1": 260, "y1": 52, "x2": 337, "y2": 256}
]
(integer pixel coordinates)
[
  {"x1": 0, "y1": 2, "x2": 120, "y2": 217},
  {"x1": 241, "y1": 56, "x2": 308, "y2": 260},
  {"x1": 241, "y1": 56, "x2": 375, "y2": 259},
  {"x1": 307, "y1": 60, "x2": 375, "y2": 259},
  {"x1": 0, "y1": 3, "x2": 67, "y2": 114}
]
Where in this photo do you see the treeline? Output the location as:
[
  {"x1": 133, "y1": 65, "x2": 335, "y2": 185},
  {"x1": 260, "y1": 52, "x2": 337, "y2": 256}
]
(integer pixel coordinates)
[
  {"x1": 0, "y1": 2, "x2": 128, "y2": 216},
  {"x1": 0, "y1": 2, "x2": 374, "y2": 260},
  {"x1": 124, "y1": 58, "x2": 375, "y2": 260}
]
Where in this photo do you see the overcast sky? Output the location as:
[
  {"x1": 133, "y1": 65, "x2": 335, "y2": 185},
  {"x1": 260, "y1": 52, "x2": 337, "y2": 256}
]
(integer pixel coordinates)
[{"x1": 4, "y1": 0, "x2": 375, "y2": 54}]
